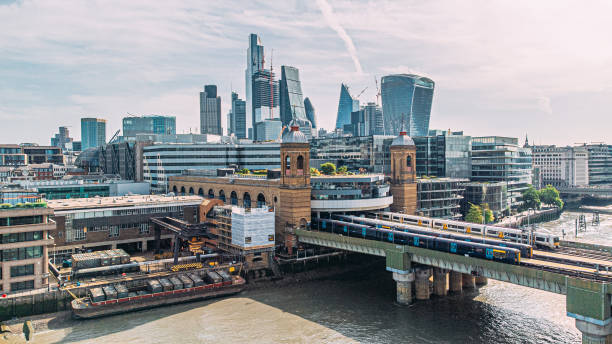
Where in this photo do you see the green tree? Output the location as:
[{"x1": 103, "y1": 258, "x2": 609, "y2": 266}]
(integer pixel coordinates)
[
  {"x1": 337, "y1": 166, "x2": 348, "y2": 174},
  {"x1": 538, "y1": 184, "x2": 563, "y2": 209},
  {"x1": 320, "y1": 162, "x2": 337, "y2": 175},
  {"x1": 310, "y1": 167, "x2": 321, "y2": 176},
  {"x1": 237, "y1": 168, "x2": 250, "y2": 174},
  {"x1": 521, "y1": 185, "x2": 541, "y2": 210},
  {"x1": 482, "y1": 203, "x2": 495, "y2": 224},
  {"x1": 465, "y1": 203, "x2": 484, "y2": 224}
]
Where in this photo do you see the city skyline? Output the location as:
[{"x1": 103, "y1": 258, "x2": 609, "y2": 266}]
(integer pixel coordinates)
[{"x1": 1, "y1": 1, "x2": 612, "y2": 145}]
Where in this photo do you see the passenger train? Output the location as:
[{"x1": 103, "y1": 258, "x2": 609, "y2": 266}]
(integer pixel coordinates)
[
  {"x1": 373, "y1": 212, "x2": 560, "y2": 249},
  {"x1": 313, "y1": 219, "x2": 522, "y2": 265},
  {"x1": 334, "y1": 214, "x2": 533, "y2": 258}
]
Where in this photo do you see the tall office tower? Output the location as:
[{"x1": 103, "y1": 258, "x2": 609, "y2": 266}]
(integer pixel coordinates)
[
  {"x1": 122, "y1": 115, "x2": 176, "y2": 140},
  {"x1": 227, "y1": 110, "x2": 233, "y2": 136},
  {"x1": 363, "y1": 102, "x2": 384, "y2": 135},
  {"x1": 80, "y1": 118, "x2": 106, "y2": 150},
  {"x1": 245, "y1": 33, "x2": 265, "y2": 139},
  {"x1": 335, "y1": 83, "x2": 359, "y2": 130},
  {"x1": 304, "y1": 97, "x2": 317, "y2": 130},
  {"x1": 51, "y1": 126, "x2": 73, "y2": 151},
  {"x1": 279, "y1": 66, "x2": 312, "y2": 139},
  {"x1": 199, "y1": 85, "x2": 222, "y2": 135},
  {"x1": 251, "y1": 70, "x2": 279, "y2": 140},
  {"x1": 381, "y1": 74, "x2": 435, "y2": 136},
  {"x1": 231, "y1": 92, "x2": 247, "y2": 139}
]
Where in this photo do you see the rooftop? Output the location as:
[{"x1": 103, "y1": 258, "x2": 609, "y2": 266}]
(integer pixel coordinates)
[{"x1": 47, "y1": 194, "x2": 204, "y2": 211}]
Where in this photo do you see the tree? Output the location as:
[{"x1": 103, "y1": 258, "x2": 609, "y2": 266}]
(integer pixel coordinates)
[
  {"x1": 310, "y1": 167, "x2": 321, "y2": 176},
  {"x1": 482, "y1": 203, "x2": 495, "y2": 224},
  {"x1": 320, "y1": 162, "x2": 337, "y2": 175},
  {"x1": 237, "y1": 168, "x2": 250, "y2": 174},
  {"x1": 337, "y1": 166, "x2": 348, "y2": 174},
  {"x1": 521, "y1": 185, "x2": 541, "y2": 210},
  {"x1": 538, "y1": 184, "x2": 563, "y2": 209},
  {"x1": 465, "y1": 203, "x2": 484, "y2": 224}
]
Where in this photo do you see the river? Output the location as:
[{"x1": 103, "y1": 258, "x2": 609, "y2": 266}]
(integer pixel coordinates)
[{"x1": 33, "y1": 207, "x2": 612, "y2": 344}]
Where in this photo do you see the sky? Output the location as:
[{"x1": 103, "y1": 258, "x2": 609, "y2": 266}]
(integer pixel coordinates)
[{"x1": 1, "y1": 0, "x2": 611, "y2": 146}]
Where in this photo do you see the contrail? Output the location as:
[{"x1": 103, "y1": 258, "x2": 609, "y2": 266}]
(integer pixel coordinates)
[{"x1": 315, "y1": 0, "x2": 363, "y2": 75}]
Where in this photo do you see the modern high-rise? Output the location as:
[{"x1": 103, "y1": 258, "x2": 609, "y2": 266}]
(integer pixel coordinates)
[
  {"x1": 335, "y1": 83, "x2": 359, "y2": 130},
  {"x1": 122, "y1": 115, "x2": 176, "y2": 140},
  {"x1": 51, "y1": 126, "x2": 73, "y2": 151},
  {"x1": 414, "y1": 130, "x2": 472, "y2": 179},
  {"x1": 381, "y1": 74, "x2": 435, "y2": 136},
  {"x1": 585, "y1": 144, "x2": 612, "y2": 185},
  {"x1": 280, "y1": 66, "x2": 312, "y2": 139},
  {"x1": 304, "y1": 97, "x2": 317, "y2": 130},
  {"x1": 245, "y1": 33, "x2": 265, "y2": 139},
  {"x1": 200, "y1": 85, "x2": 222, "y2": 136},
  {"x1": 251, "y1": 70, "x2": 279, "y2": 140},
  {"x1": 363, "y1": 102, "x2": 384, "y2": 135},
  {"x1": 81, "y1": 117, "x2": 107, "y2": 151},
  {"x1": 230, "y1": 92, "x2": 247, "y2": 139}
]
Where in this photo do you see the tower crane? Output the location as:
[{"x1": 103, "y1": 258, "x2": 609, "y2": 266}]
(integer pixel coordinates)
[
  {"x1": 355, "y1": 86, "x2": 368, "y2": 99},
  {"x1": 375, "y1": 76, "x2": 381, "y2": 106}
]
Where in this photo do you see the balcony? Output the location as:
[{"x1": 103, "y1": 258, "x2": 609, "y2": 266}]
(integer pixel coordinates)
[{"x1": 311, "y1": 195, "x2": 394, "y2": 212}]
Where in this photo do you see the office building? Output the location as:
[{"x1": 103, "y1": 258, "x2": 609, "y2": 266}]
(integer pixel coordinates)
[
  {"x1": 310, "y1": 135, "x2": 395, "y2": 174},
  {"x1": 381, "y1": 74, "x2": 434, "y2": 136},
  {"x1": 0, "y1": 145, "x2": 27, "y2": 166},
  {"x1": 344, "y1": 109, "x2": 367, "y2": 137},
  {"x1": 21, "y1": 145, "x2": 63, "y2": 165},
  {"x1": 416, "y1": 178, "x2": 467, "y2": 219},
  {"x1": 15, "y1": 179, "x2": 150, "y2": 200},
  {"x1": 413, "y1": 131, "x2": 472, "y2": 179},
  {"x1": 531, "y1": 145, "x2": 589, "y2": 188},
  {"x1": 279, "y1": 66, "x2": 312, "y2": 134},
  {"x1": 51, "y1": 126, "x2": 73, "y2": 151},
  {"x1": 230, "y1": 92, "x2": 247, "y2": 139},
  {"x1": 48, "y1": 195, "x2": 203, "y2": 258},
  {"x1": 304, "y1": 97, "x2": 317, "y2": 132},
  {"x1": 585, "y1": 144, "x2": 612, "y2": 185},
  {"x1": 81, "y1": 118, "x2": 107, "y2": 151},
  {"x1": 245, "y1": 33, "x2": 265, "y2": 139},
  {"x1": 364, "y1": 102, "x2": 384, "y2": 135},
  {"x1": 255, "y1": 119, "x2": 283, "y2": 141},
  {"x1": 310, "y1": 174, "x2": 393, "y2": 215},
  {"x1": 0, "y1": 200, "x2": 53, "y2": 292},
  {"x1": 122, "y1": 115, "x2": 176, "y2": 140},
  {"x1": 251, "y1": 70, "x2": 280, "y2": 140},
  {"x1": 471, "y1": 136, "x2": 532, "y2": 209},
  {"x1": 461, "y1": 182, "x2": 509, "y2": 218},
  {"x1": 335, "y1": 83, "x2": 359, "y2": 130},
  {"x1": 199, "y1": 85, "x2": 222, "y2": 136}
]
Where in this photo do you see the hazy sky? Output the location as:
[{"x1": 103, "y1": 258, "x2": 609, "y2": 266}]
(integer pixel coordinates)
[{"x1": 1, "y1": 0, "x2": 611, "y2": 145}]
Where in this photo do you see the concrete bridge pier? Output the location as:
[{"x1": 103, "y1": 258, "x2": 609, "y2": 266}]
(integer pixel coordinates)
[
  {"x1": 392, "y1": 271, "x2": 415, "y2": 305},
  {"x1": 475, "y1": 276, "x2": 488, "y2": 286},
  {"x1": 415, "y1": 267, "x2": 432, "y2": 300},
  {"x1": 433, "y1": 268, "x2": 448, "y2": 297},
  {"x1": 449, "y1": 271, "x2": 462, "y2": 293},
  {"x1": 462, "y1": 273, "x2": 476, "y2": 290},
  {"x1": 575, "y1": 319, "x2": 612, "y2": 344}
]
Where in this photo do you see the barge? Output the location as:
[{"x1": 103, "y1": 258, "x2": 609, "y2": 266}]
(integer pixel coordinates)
[{"x1": 71, "y1": 269, "x2": 245, "y2": 319}]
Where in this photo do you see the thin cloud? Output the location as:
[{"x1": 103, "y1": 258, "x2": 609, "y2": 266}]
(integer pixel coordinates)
[{"x1": 315, "y1": 0, "x2": 363, "y2": 75}]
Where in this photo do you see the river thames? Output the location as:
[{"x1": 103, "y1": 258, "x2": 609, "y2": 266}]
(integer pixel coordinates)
[{"x1": 33, "y1": 208, "x2": 612, "y2": 344}]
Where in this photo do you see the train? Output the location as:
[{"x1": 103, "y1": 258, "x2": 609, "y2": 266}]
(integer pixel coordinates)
[
  {"x1": 333, "y1": 214, "x2": 533, "y2": 258},
  {"x1": 313, "y1": 218, "x2": 522, "y2": 265},
  {"x1": 373, "y1": 211, "x2": 560, "y2": 249}
]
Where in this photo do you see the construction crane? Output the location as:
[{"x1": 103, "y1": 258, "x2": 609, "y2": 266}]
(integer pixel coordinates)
[
  {"x1": 375, "y1": 76, "x2": 381, "y2": 106},
  {"x1": 355, "y1": 86, "x2": 368, "y2": 99},
  {"x1": 108, "y1": 129, "x2": 120, "y2": 144}
]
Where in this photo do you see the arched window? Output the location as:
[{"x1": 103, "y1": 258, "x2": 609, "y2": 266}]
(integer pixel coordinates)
[
  {"x1": 188, "y1": 187, "x2": 194, "y2": 195},
  {"x1": 208, "y1": 189, "x2": 215, "y2": 199},
  {"x1": 172, "y1": 186, "x2": 177, "y2": 194},
  {"x1": 180, "y1": 186, "x2": 185, "y2": 195},
  {"x1": 297, "y1": 155, "x2": 304, "y2": 176},
  {"x1": 257, "y1": 193, "x2": 266, "y2": 208},
  {"x1": 230, "y1": 191, "x2": 238, "y2": 205},
  {"x1": 243, "y1": 192, "x2": 251, "y2": 208},
  {"x1": 198, "y1": 188, "x2": 204, "y2": 197},
  {"x1": 406, "y1": 155, "x2": 412, "y2": 167},
  {"x1": 218, "y1": 190, "x2": 226, "y2": 203},
  {"x1": 285, "y1": 155, "x2": 291, "y2": 175}
]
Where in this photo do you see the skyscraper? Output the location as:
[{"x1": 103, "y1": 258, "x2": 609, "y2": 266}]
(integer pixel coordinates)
[
  {"x1": 335, "y1": 83, "x2": 359, "y2": 130},
  {"x1": 245, "y1": 33, "x2": 265, "y2": 139},
  {"x1": 381, "y1": 74, "x2": 435, "y2": 136},
  {"x1": 231, "y1": 92, "x2": 247, "y2": 139},
  {"x1": 122, "y1": 115, "x2": 176, "y2": 140},
  {"x1": 304, "y1": 97, "x2": 317, "y2": 130},
  {"x1": 279, "y1": 65, "x2": 312, "y2": 138},
  {"x1": 51, "y1": 126, "x2": 73, "y2": 151},
  {"x1": 200, "y1": 85, "x2": 222, "y2": 135},
  {"x1": 81, "y1": 118, "x2": 106, "y2": 150},
  {"x1": 251, "y1": 70, "x2": 279, "y2": 140},
  {"x1": 363, "y1": 102, "x2": 384, "y2": 135}
]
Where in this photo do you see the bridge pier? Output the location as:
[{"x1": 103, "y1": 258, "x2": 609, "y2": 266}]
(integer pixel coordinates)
[
  {"x1": 415, "y1": 267, "x2": 432, "y2": 300},
  {"x1": 462, "y1": 273, "x2": 476, "y2": 290},
  {"x1": 449, "y1": 271, "x2": 462, "y2": 293},
  {"x1": 575, "y1": 319, "x2": 612, "y2": 344},
  {"x1": 392, "y1": 271, "x2": 415, "y2": 305},
  {"x1": 433, "y1": 268, "x2": 448, "y2": 297},
  {"x1": 475, "y1": 276, "x2": 488, "y2": 286}
]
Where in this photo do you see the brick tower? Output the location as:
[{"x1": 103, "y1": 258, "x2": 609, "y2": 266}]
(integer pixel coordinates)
[
  {"x1": 389, "y1": 131, "x2": 417, "y2": 214},
  {"x1": 278, "y1": 121, "x2": 311, "y2": 254}
]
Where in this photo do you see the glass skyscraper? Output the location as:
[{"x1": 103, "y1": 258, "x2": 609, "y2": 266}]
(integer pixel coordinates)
[
  {"x1": 81, "y1": 117, "x2": 106, "y2": 151},
  {"x1": 335, "y1": 83, "x2": 359, "y2": 130},
  {"x1": 304, "y1": 97, "x2": 316, "y2": 130},
  {"x1": 200, "y1": 85, "x2": 222, "y2": 135},
  {"x1": 230, "y1": 92, "x2": 247, "y2": 139},
  {"x1": 245, "y1": 33, "x2": 265, "y2": 139},
  {"x1": 279, "y1": 65, "x2": 312, "y2": 138},
  {"x1": 122, "y1": 115, "x2": 176, "y2": 140},
  {"x1": 381, "y1": 74, "x2": 435, "y2": 137}
]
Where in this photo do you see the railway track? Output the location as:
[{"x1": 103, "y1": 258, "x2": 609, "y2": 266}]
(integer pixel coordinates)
[
  {"x1": 554, "y1": 246, "x2": 612, "y2": 261},
  {"x1": 521, "y1": 260, "x2": 612, "y2": 283}
]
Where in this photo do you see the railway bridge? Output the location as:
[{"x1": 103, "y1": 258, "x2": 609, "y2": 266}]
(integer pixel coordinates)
[{"x1": 296, "y1": 226, "x2": 612, "y2": 343}]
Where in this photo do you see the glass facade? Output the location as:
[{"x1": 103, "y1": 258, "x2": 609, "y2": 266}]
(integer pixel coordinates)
[
  {"x1": 122, "y1": 115, "x2": 176, "y2": 139},
  {"x1": 461, "y1": 182, "x2": 509, "y2": 217},
  {"x1": 304, "y1": 97, "x2": 316, "y2": 129},
  {"x1": 381, "y1": 74, "x2": 434, "y2": 137},
  {"x1": 310, "y1": 135, "x2": 395, "y2": 174},
  {"x1": 81, "y1": 118, "x2": 107, "y2": 151},
  {"x1": 586, "y1": 144, "x2": 612, "y2": 185},
  {"x1": 245, "y1": 33, "x2": 265, "y2": 138},
  {"x1": 417, "y1": 178, "x2": 466, "y2": 219},
  {"x1": 200, "y1": 85, "x2": 222, "y2": 136},
  {"x1": 414, "y1": 133, "x2": 472, "y2": 179},
  {"x1": 231, "y1": 92, "x2": 247, "y2": 139},
  {"x1": 311, "y1": 175, "x2": 390, "y2": 201},
  {"x1": 280, "y1": 66, "x2": 307, "y2": 125},
  {"x1": 335, "y1": 84, "x2": 359, "y2": 129}
]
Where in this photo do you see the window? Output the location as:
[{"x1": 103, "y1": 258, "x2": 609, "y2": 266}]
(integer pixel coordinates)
[
  {"x1": 245, "y1": 237, "x2": 252, "y2": 244},
  {"x1": 11, "y1": 280, "x2": 34, "y2": 292},
  {"x1": 10, "y1": 264, "x2": 34, "y2": 277},
  {"x1": 109, "y1": 226, "x2": 119, "y2": 238},
  {"x1": 0, "y1": 246, "x2": 43, "y2": 261},
  {"x1": 74, "y1": 228, "x2": 86, "y2": 241},
  {"x1": 139, "y1": 223, "x2": 149, "y2": 234}
]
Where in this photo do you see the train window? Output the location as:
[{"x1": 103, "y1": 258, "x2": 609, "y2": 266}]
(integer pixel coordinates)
[
  {"x1": 492, "y1": 250, "x2": 507, "y2": 258},
  {"x1": 535, "y1": 237, "x2": 544, "y2": 242}
]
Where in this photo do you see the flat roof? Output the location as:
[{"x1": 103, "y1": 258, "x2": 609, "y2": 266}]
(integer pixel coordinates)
[
  {"x1": 311, "y1": 174, "x2": 385, "y2": 182},
  {"x1": 47, "y1": 194, "x2": 204, "y2": 211}
]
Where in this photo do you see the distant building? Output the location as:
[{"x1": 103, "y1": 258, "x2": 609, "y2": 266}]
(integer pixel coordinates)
[
  {"x1": 230, "y1": 92, "x2": 247, "y2": 139},
  {"x1": 471, "y1": 136, "x2": 532, "y2": 209},
  {"x1": 335, "y1": 83, "x2": 359, "y2": 130},
  {"x1": 461, "y1": 181, "x2": 509, "y2": 218},
  {"x1": 304, "y1": 97, "x2": 317, "y2": 131},
  {"x1": 344, "y1": 109, "x2": 367, "y2": 137},
  {"x1": 252, "y1": 70, "x2": 280, "y2": 140},
  {"x1": 413, "y1": 131, "x2": 472, "y2": 179},
  {"x1": 0, "y1": 145, "x2": 27, "y2": 166},
  {"x1": 15, "y1": 179, "x2": 150, "y2": 200},
  {"x1": 245, "y1": 33, "x2": 265, "y2": 139},
  {"x1": 122, "y1": 115, "x2": 176, "y2": 140},
  {"x1": 255, "y1": 119, "x2": 283, "y2": 142},
  {"x1": 279, "y1": 66, "x2": 312, "y2": 137},
  {"x1": 417, "y1": 178, "x2": 467, "y2": 219},
  {"x1": 381, "y1": 74, "x2": 434, "y2": 136},
  {"x1": 531, "y1": 145, "x2": 589, "y2": 188},
  {"x1": 363, "y1": 102, "x2": 384, "y2": 135},
  {"x1": 200, "y1": 85, "x2": 222, "y2": 136},
  {"x1": 21, "y1": 145, "x2": 63, "y2": 165},
  {"x1": 584, "y1": 144, "x2": 612, "y2": 185},
  {"x1": 51, "y1": 126, "x2": 73, "y2": 151},
  {"x1": 310, "y1": 135, "x2": 395, "y2": 174},
  {"x1": 81, "y1": 118, "x2": 107, "y2": 151}
]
